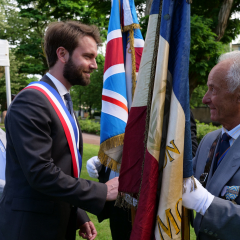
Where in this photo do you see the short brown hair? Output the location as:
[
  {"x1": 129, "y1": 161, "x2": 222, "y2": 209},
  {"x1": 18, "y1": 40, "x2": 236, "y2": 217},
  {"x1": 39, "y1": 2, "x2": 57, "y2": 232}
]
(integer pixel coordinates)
[{"x1": 44, "y1": 21, "x2": 102, "y2": 68}]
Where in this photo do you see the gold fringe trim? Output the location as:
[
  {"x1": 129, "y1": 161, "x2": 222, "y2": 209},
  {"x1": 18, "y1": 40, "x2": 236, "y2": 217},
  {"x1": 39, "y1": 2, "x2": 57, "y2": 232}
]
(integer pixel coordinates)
[
  {"x1": 183, "y1": 176, "x2": 197, "y2": 193},
  {"x1": 122, "y1": 24, "x2": 141, "y2": 100},
  {"x1": 98, "y1": 134, "x2": 125, "y2": 172}
]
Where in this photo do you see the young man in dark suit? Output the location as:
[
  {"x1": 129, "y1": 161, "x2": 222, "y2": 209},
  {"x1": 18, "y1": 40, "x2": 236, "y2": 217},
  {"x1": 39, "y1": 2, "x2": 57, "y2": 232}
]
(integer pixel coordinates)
[{"x1": 0, "y1": 21, "x2": 118, "y2": 240}]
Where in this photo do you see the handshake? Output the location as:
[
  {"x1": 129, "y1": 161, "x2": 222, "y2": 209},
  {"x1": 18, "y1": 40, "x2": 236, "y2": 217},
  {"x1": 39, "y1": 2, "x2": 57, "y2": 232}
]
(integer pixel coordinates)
[{"x1": 86, "y1": 156, "x2": 118, "y2": 202}]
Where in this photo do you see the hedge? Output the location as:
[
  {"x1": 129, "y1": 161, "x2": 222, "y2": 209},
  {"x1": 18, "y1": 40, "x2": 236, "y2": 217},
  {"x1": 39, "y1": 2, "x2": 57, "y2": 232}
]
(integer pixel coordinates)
[
  {"x1": 1, "y1": 120, "x2": 221, "y2": 142},
  {"x1": 196, "y1": 120, "x2": 221, "y2": 143},
  {"x1": 78, "y1": 118, "x2": 100, "y2": 135}
]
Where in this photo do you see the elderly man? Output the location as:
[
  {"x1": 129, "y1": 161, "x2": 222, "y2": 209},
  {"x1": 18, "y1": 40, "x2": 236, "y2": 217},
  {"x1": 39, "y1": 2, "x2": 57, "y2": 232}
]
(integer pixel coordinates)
[{"x1": 182, "y1": 51, "x2": 240, "y2": 240}]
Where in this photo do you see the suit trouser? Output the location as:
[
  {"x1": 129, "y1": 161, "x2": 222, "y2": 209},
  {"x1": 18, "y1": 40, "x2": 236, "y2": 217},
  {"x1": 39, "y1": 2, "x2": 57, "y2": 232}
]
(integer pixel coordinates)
[{"x1": 108, "y1": 201, "x2": 132, "y2": 240}]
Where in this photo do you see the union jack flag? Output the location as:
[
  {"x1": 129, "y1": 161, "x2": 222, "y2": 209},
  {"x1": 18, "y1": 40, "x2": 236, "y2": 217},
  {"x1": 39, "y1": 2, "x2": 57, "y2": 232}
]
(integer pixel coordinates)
[{"x1": 98, "y1": 0, "x2": 144, "y2": 172}]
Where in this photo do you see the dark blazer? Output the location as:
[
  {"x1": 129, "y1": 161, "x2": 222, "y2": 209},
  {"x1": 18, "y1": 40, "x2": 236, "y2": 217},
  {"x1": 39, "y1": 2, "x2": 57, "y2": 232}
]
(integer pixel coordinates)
[
  {"x1": 193, "y1": 129, "x2": 240, "y2": 240},
  {"x1": 0, "y1": 75, "x2": 107, "y2": 240}
]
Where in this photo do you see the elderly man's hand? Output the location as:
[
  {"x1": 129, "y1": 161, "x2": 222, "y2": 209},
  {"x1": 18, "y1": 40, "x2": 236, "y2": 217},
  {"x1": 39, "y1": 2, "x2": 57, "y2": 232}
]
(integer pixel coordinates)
[
  {"x1": 78, "y1": 221, "x2": 97, "y2": 240},
  {"x1": 182, "y1": 177, "x2": 214, "y2": 215},
  {"x1": 105, "y1": 177, "x2": 119, "y2": 201}
]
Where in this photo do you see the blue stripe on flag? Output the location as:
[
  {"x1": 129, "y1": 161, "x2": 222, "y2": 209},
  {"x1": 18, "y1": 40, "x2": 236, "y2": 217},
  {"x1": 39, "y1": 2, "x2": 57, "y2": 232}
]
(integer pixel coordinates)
[
  {"x1": 128, "y1": 0, "x2": 140, "y2": 24},
  {"x1": 104, "y1": 73, "x2": 128, "y2": 99},
  {"x1": 150, "y1": 0, "x2": 161, "y2": 15},
  {"x1": 134, "y1": 29, "x2": 144, "y2": 40},
  {"x1": 100, "y1": 112, "x2": 127, "y2": 143},
  {"x1": 160, "y1": 0, "x2": 174, "y2": 42},
  {"x1": 167, "y1": 1, "x2": 192, "y2": 178},
  {"x1": 108, "y1": 0, "x2": 121, "y2": 33}
]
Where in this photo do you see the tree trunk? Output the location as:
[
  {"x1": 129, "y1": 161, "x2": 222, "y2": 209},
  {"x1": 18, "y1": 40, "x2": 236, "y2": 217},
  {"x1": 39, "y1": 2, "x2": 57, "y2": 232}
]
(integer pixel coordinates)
[
  {"x1": 215, "y1": 0, "x2": 234, "y2": 41},
  {"x1": 0, "y1": 66, "x2": 4, "y2": 79},
  {"x1": 189, "y1": 72, "x2": 199, "y2": 97},
  {"x1": 145, "y1": 0, "x2": 153, "y2": 16}
]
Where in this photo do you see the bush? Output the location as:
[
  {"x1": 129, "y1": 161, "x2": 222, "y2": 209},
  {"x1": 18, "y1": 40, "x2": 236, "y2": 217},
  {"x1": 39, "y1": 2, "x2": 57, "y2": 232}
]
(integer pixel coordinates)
[
  {"x1": 78, "y1": 118, "x2": 221, "y2": 141},
  {"x1": 196, "y1": 120, "x2": 221, "y2": 143},
  {"x1": 78, "y1": 118, "x2": 100, "y2": 135}
]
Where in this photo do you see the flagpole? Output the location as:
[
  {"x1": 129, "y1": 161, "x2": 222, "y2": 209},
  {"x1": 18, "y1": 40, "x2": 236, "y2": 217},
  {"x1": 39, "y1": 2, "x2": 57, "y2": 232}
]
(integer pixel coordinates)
[{"x1": 181, "y1": 207, "x2": 190, "y2": 240}]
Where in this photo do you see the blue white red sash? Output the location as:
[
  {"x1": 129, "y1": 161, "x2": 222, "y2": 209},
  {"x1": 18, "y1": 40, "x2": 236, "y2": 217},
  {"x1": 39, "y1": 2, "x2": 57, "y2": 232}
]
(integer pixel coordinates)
[{"x1": 24, "y1": 81, "x2": 82, "y2": 178}]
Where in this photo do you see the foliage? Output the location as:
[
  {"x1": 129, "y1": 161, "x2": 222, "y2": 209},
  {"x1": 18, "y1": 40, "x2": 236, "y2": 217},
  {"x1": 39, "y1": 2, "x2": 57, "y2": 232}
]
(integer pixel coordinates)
[
  {"x1": 189, "y1": 15, "x2": 226, "y2": 93},
  {"x1": 12, "y1": 0, "x2": 109, "y2": 76},
  {"x1": 190, "y1": 84, "x2": 208, "y2": 108},
  {"x1": 196, "y1": 120, "x2": 221, "y2": 143},
  {"x1": 0, "y1": 49, "x2": 38, "y2": 111},
  {"x1": 191, "y1": 0, "x2": 240, "y2": 44},
  {"x1": 71, "y1": 54, "x2": 105, "y2": 114},
  {"x1": 78, "y1": 118, "x2": 100, "y2": 135}
]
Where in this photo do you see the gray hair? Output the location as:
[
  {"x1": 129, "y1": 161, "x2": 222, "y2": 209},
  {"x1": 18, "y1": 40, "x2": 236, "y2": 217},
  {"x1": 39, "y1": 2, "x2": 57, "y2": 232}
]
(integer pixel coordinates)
[{"x1": 218, "y1": 51, "x2": 240, "y2": 92}]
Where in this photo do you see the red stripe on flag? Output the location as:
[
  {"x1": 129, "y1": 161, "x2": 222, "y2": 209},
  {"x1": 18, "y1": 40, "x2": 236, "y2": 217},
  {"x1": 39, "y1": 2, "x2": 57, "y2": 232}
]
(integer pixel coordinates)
[
  {"x1": 130, "y1": 149, "x2": 159, "y2": 240},
  {"x1": 102, "y1": 95, "x2": 128, "y2": 112},
  {"x1": 26, "y1": 86, "x2": 79, "y2": 178},
  {"x1": 119, "y1": 106, "x2": 147, "y2": 194},
  {"x1": 135, "y1": 47, "x2": 143, "y2": 72},
  {"x1": 104, "y1": 38, "x2": 124, "y2": 73}
]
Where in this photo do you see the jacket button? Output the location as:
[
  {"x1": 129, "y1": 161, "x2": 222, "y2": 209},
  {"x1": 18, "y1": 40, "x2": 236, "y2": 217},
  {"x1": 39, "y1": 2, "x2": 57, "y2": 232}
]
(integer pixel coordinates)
[
  {"x1": 208, "y1": 231, "x2": 213, "y2": 235},
  {"x1": 204, "y1": 229, "x2": 208, "y2": 233},
  {"x1": 214, "y1": 233, "x2": 218, "y2": 237}
]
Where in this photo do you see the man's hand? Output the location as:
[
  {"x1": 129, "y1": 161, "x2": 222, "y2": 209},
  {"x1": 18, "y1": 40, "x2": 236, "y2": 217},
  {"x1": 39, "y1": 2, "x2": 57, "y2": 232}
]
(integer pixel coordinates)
[
  {"x1": 78, "y1": 221, "x2": 97, "y2": 240},
  {"x1": 105, "y1": 177, "x2": 119, "y2": 201},
  {"x1": 86, "y1": 156, "x2": 102, "y2": 178},
  {"x1": 182, "y1": 177, "x2": 214, "y2": 215}
]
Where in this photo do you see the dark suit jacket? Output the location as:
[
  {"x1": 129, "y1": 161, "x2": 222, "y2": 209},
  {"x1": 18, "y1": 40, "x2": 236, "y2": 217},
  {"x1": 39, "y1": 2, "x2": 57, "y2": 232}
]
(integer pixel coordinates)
[
  {"x1": 193, "y1": 129, "x2": 240, "y2": 240},
  {"x1": 0, "y1": 75, "x2": 107, "y2": 240}
]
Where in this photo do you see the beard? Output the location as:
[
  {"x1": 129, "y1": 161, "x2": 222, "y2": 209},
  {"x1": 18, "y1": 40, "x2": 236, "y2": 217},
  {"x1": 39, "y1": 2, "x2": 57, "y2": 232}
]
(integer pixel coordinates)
[{"x1": 63, "y1": 57, "x2": 91, "y2": 86}]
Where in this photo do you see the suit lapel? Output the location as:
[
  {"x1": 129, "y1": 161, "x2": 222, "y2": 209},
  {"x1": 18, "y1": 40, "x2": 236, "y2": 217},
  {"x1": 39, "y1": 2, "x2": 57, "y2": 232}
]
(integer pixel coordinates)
[{"x1": 206, "y1": 135, "x2": 240, "y2": 196}]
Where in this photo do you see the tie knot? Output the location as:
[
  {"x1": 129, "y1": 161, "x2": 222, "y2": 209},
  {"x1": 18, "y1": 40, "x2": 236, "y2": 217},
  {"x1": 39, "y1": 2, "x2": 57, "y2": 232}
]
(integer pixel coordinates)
[
  {"x1": 222, "y1": 133, "x2": 231, "y2": 142},
  {"x1": 64, "y1": 93, "x2": 71, "y2": 101}
]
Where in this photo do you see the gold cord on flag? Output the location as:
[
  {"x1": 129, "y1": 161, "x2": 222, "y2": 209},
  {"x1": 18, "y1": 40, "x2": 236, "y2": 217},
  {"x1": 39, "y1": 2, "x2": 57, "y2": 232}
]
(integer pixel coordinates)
[{"x1": 122, "y1": 24, "x2": 141, "y2": 99}]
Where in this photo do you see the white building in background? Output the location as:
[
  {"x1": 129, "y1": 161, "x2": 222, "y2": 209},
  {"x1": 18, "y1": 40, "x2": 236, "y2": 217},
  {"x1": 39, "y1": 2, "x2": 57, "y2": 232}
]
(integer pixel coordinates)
[{"x1": 0, "y1": 40, "x2": 11, "y2": 108}]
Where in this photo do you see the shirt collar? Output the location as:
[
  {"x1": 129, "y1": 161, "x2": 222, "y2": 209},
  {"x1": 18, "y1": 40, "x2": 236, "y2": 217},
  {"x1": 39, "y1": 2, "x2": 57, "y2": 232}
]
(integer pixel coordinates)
[
  {"x1": 46, "y1": 72, "x2": 69, "y2": 97},
  {"x1": 222, "y1": 123, "x2": 240, "y2": 141}
]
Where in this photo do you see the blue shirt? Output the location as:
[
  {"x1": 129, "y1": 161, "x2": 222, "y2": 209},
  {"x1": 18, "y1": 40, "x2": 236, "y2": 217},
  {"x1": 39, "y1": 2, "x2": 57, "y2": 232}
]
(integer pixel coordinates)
[{"x1": 0, "y1": 139, "x2": 6, "y2": 181}]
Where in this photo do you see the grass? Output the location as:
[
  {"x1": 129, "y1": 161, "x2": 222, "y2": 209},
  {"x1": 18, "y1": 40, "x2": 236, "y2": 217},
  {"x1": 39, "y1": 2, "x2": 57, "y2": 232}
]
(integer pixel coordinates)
[
  {"x1": 77, "y1": 143, "x2": 197, "y2": 240},
  {"x1": 76, "y1": 143, "x2": 111, "y2": 240}
]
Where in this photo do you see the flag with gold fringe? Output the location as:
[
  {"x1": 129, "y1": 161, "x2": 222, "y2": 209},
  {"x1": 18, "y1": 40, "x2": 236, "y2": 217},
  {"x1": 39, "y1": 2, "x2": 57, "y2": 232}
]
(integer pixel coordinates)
[
  {"x1": 98, "y1": 0, "x2": 144, "y2": 172},
  {"x1": 116, "y1": 0, "x2": 192, "y2": 239}
]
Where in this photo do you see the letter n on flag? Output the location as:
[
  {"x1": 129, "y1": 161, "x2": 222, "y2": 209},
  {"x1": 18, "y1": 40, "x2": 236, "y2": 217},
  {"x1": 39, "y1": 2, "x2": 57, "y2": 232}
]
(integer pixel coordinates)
[{"x1": 117, "y1": 0, "x2": 193, "y2": 239}]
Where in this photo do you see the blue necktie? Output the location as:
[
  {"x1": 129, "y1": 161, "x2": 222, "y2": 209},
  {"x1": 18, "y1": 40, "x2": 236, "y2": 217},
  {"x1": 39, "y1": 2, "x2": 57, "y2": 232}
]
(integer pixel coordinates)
[
  {"x1": 215, "y1": 133, "x2": 231, "y2": 171},
  {"x1": 64, "y1": 93, "x2": 74, "y2": 116}
]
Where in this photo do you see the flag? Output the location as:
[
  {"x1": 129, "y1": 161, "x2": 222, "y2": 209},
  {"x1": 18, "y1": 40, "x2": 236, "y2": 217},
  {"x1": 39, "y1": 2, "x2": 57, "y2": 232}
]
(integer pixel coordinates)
[
  {"x1": 98, "y1": 0, "x2": 144, "y2": 172},
  {"x1": 154, "y1": 0, "x2": 192, "y2": 239},
  {"x1": 117, "y1": 0, "x2": 192, "y2": 239}
]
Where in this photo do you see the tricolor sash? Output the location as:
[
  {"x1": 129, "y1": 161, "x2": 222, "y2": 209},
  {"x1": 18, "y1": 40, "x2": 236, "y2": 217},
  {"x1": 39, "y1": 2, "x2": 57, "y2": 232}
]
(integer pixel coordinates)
[{"x1": 24, "y1": 81, "x2": 82, "y2": 178}]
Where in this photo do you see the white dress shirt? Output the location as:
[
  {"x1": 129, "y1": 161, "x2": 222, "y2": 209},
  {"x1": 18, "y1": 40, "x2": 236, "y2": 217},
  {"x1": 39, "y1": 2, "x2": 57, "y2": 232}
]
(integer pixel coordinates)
[{"x1": 46, "y1": 72, "x2": 79, "y2": 149}]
